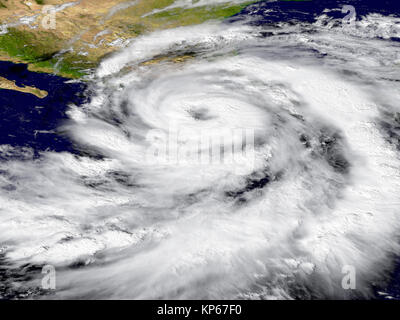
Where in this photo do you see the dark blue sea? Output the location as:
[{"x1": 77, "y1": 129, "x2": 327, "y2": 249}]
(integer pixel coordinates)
[{"x1": 0, "y1": 60, "x2": 86, "y2": 157}]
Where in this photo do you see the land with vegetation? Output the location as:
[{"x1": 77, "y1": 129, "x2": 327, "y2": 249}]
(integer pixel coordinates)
[{"x1": 0, "y1": 0, "x2": 255, "y2": 79}]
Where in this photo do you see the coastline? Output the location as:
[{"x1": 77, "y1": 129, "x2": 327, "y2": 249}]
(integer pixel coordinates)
[{"x1": 0, "y1": 60, "x2": 86, "y2": 155}]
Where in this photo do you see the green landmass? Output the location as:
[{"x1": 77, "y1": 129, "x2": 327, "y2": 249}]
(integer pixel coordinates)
[{"x1": 0, "y1": 0, "x2": 258, "y2": 79}]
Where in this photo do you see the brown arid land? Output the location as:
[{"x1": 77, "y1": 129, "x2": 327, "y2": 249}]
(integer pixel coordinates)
[
  {"x1": 0, "y1": 75, "x2": 48, "y2": 97},
  {"x1": 0, "y1": 0, "x2": 254, "y2": 79}
]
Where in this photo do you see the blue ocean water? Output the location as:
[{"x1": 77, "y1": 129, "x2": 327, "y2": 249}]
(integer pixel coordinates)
[
  {"x1": 232, "y1": 0, "x2": 400, "y2": 24},
  {"x1": 0, "y1": 61, "x2": 86, "y2": 156}
]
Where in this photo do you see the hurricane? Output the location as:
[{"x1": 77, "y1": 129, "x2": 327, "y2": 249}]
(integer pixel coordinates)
[{"x1": 1, "y1": 0, "x2": 400, "y2": 299}]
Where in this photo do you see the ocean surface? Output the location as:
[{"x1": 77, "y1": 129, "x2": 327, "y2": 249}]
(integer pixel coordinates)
[{"x1": 0, "y1": 60, "x2": 86, "y2": 156}]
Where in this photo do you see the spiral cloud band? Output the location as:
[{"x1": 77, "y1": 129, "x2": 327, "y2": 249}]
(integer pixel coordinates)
[{"x1": 1, "y1": 2, "x2": 400, "y2": 299}]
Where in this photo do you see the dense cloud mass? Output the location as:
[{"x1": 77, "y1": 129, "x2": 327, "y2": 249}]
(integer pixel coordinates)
[{"x1": 1, "y1": 1, "x2": 400, "y2": 299}]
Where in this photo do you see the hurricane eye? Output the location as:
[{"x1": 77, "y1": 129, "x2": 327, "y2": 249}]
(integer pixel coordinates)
[{"x1": 187, "y1": 107, "x2": 214, "y2": 121}]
